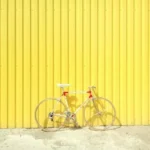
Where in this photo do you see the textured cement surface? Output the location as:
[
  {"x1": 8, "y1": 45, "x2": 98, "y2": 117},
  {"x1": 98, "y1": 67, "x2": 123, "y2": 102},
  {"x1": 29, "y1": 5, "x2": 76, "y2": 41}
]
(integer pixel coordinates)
[{"x1": 0, "y1": 126, "x2": 150, "y2": 150}]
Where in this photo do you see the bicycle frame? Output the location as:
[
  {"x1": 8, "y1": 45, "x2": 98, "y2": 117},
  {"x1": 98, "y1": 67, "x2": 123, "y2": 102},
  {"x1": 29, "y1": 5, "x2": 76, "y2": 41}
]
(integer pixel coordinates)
[
  {"x1": 35, "y1": 85, "x2": 116, "y2": 131},
  {"x1": 58, "y1": 87, "x2": 95, "y2": 115}
]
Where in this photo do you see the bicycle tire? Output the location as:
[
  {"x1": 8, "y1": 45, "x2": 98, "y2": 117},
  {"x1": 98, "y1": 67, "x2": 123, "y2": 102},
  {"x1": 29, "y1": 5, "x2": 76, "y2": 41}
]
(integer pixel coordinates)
[
  {"x1": 84, "y1": 97, "x2": 116, "y2": 131},
  {"x1": 34, "y1": 98, "x2": 68, "y2": 132}
]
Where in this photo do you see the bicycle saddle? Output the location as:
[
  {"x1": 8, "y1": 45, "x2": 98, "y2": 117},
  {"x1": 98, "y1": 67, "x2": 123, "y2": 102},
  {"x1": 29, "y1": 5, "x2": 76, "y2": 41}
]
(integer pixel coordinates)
[{"x1": 57, "y1": 84, "x2": 70, "y2": 88}]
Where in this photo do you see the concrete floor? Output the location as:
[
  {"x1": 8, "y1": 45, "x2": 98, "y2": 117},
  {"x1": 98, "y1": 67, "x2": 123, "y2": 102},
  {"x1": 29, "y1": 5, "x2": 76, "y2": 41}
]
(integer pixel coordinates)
[{"x1": 0, "y1": 126, "x2": 150, "y2": 150}]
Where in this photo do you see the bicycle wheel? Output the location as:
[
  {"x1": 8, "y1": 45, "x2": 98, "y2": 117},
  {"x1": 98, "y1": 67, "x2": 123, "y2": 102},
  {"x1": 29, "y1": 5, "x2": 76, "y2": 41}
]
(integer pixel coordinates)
[
  {"x1": 84, "y1": 97, "x2": 116, "y2": 131},
  {"x1": 34, "y1": 98, "x2": 68, "y2": 132}
]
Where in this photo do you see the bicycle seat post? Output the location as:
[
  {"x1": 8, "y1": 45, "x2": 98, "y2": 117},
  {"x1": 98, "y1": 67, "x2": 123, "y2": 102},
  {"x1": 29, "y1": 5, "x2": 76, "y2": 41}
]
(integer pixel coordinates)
[
  {"x1": 88, "y1": 87, "x2": 92, "y2": 92},
  {"x1": 60, "y1": 87, "x2": 64, "y2": 93},
  {"x1": 88, "y1": 87, "x2": 91, "y2": 91},
  {"x1": 60, "y1": 87, "x2": 70, "y2": 111}
]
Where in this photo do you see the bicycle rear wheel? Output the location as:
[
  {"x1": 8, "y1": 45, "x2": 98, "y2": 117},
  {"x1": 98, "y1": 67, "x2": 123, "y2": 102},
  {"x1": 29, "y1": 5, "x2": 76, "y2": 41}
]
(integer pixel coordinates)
[
  {"x1": 34, "y1": 98, "x2": 67, "y2": 132},
  {"x1": 84, "y1": 97, "x2": 116, "y2": 131}
]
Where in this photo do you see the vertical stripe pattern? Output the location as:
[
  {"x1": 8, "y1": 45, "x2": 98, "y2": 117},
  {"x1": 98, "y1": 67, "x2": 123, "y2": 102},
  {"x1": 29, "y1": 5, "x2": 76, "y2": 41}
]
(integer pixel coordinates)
[{"x1": 0, "y1": 0, "x2": 150, "y2": 128}]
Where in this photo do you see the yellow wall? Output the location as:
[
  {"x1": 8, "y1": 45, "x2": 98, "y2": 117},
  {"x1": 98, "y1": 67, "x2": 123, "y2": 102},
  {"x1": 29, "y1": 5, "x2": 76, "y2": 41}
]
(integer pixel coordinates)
[{"x1": 0, "y1": 0, "x2": 150, "y2": 128}]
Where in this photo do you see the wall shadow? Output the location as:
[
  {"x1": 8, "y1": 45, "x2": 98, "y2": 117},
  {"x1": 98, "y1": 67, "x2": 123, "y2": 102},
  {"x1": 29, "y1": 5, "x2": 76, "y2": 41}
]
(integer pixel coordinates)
[{"x1": 83, "y1": 88, "x2": 122, "y2": 131}]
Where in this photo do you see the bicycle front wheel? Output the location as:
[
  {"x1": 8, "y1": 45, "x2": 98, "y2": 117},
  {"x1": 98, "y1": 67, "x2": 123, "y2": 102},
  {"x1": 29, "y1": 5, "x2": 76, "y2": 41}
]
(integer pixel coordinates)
[
  {"x1": 34, "y1": 98, "x2": 67, "y2": 132},
  {"x1": 84, "y1": 97, "x2": 116, "y2": 131}
]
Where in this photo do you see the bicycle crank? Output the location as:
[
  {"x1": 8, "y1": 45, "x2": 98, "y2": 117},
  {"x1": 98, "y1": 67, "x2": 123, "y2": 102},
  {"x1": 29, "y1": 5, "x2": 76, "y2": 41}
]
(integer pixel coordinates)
[{"x1": 49, "y1": 112, "x2": 54, "y2": 121}]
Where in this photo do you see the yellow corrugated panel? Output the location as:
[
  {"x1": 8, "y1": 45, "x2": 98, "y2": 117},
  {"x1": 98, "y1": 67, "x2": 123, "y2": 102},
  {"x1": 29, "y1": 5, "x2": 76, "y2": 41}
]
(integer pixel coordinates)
[
  {"x1": 120, "y1": 0, "x2": 127, "y2": 125},
  {"x1": 46, "y1": 0, "x2": 54, "y2": 126},
  {"x1": 8, "y1": 0, "x2": 16, "y2": 128},
  {"x1": 113, "y1": 0, "x2": 120, "y2": 124},
  {"x1": 141, "y1": 0, "x2": 149, "y2": 125},
  {"x1": 39, "y1": 0, "x2": 46, "y2": 128},
  {"x1": 76, "y1": 0, "x2": 83, "y2": 126},
  {"x1": 0, "y1": 0, "x2": 150, "y2": 128},
  {"x1": 16, "y1": 0, "x2": 23, "y2": 128},
  {"x1": 0, "y1": 0, "x2": 8, "y2": 128},
  {"x1": 31, "y1": 0, "x2": 38, "y2": 128},
  {"x1": 127, "y1": 0, "x2": 134, "y2": 125},
  {"x1": 105, "y1": 0, "x2": 113, "y2": 124},
  {"x1": 83, "y1": 0, "x2": 91, "y2": 126},
  {"x1": 23, "y1": 0, "x2": 31, "y2": 127},
  {"x1": 69, "y1": 0, "x2": 76, "y2": 114}
]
